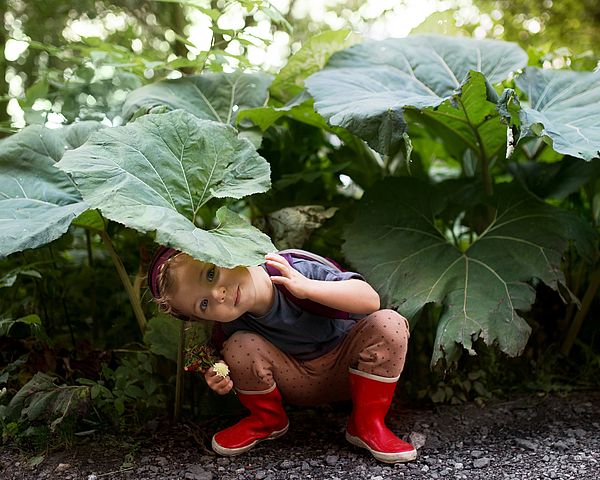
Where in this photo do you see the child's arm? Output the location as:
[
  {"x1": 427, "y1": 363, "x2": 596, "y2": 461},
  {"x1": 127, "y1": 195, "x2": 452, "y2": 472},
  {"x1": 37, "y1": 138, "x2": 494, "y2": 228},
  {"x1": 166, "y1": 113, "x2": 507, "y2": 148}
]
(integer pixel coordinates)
[{"x1": 265, "y1": 253, "x2": 380, "y2": 314}]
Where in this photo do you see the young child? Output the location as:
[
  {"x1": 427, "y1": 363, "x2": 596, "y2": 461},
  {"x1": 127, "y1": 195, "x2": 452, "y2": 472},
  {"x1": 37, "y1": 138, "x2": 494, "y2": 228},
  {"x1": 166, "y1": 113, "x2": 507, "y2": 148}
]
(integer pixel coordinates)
[{"x1": 148, "y1": 247, "x2": 416, "y2": 463}]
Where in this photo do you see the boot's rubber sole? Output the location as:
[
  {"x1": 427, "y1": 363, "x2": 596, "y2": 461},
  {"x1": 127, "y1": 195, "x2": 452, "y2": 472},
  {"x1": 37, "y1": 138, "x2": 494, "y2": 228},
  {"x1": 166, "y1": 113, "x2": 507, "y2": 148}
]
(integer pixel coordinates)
[
  {"x1": 211, "y1": 423, "x2": 289, "y2": 456},
  {"x1": 346, "y1": 431, "x2": 417, "y2": 463}
]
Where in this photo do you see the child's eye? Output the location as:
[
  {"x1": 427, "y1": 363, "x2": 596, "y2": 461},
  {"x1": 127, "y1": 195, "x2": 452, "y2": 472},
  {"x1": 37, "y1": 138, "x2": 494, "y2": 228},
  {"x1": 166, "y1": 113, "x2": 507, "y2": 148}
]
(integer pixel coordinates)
[
  {"x1": 200, "y1": 299, "x2": 209, "y2": 311},
  {"x1": 207, "y1": 266, "x2": 216, "y2": 282}
]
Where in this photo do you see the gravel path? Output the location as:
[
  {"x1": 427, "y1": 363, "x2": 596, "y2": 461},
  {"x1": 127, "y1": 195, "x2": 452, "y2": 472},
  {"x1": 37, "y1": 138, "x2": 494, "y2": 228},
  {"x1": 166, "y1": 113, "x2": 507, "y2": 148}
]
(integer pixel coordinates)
[{"x1": 2, "y1": 391, "x2": 599, "y2": 480}]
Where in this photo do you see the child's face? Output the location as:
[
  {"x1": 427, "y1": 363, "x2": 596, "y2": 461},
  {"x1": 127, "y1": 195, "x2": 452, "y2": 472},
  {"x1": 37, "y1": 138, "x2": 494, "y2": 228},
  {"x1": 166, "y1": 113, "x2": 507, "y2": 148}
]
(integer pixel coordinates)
[{"x1": 168, "y1": 254, "x2": 258, "y2": 322}]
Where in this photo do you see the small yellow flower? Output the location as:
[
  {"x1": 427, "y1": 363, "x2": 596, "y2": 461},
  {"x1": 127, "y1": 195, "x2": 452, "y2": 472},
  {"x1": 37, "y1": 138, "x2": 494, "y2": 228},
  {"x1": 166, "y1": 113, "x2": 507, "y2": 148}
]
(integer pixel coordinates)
[{"x1": 212, "y1": 361, "x2": 230, "y2": 378}]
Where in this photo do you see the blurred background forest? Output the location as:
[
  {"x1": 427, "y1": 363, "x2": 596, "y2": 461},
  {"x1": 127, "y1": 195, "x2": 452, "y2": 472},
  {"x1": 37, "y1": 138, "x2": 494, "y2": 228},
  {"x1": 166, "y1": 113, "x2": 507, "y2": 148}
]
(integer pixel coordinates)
[
  {"x1": 1, "y1": 0, "x2": 599, "y2": 451},
  {"x1": 2, "y1": 0, "x2": 600, "y2": 134}
]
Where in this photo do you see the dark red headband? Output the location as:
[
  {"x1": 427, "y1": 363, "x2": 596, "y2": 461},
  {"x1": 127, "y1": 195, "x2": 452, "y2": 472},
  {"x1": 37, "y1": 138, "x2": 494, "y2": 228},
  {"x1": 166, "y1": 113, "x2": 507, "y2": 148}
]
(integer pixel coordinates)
[{"x1": 147, "y1": 246, "x2": 180, "y2": 299}]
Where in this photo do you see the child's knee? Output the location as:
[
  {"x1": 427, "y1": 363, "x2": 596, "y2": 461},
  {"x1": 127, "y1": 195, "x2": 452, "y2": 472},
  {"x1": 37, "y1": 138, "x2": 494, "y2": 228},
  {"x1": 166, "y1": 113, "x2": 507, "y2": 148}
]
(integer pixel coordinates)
[
  {"x1": 221, "y1": 331, "x2": 275, "y2": 387},
  {"x1": 369, "y1": 309, "x2": 410, "y2": 346}
]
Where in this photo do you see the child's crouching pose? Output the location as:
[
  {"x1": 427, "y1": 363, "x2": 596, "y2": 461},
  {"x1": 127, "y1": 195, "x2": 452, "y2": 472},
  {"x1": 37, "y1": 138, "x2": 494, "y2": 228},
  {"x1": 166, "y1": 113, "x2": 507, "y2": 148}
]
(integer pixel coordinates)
[{"x1": 148, "y1": 247, "x2": 417, "y2": 463}]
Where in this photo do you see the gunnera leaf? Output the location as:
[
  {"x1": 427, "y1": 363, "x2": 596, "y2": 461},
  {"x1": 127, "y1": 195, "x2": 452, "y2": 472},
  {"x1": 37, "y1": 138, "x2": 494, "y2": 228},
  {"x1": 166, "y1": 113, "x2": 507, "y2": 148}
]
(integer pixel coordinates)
[
  {"x1": 503, "y1": 67, "x2": 600, "y2": 161},
  {"x1": 343, "y1": 177, "x2": 597, "y2": 367},
  {"x1": 122, "y1": 71, "x2": 273, "y2": 124},
  {"x1": 0, "y1": 122, "x2": 103, "y2": 258},
  {"x1": 306, "y1": 35, "x2": 527, "y2": 155},
  {"x1": 56, "y1": 109, "x2": 274, "y2": 267}
]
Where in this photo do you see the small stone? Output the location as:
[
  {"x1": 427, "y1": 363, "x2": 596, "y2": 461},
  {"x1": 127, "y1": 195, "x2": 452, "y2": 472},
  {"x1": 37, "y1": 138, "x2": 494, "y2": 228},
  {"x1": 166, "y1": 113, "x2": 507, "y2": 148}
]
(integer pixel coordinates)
[
  {"x1": 421, "y1": 465, "x2": 430, "y2": 472},
  {"x1": 409, "y1": 432, "x2": 427, "y2": 450},
  {"x1": 454, "y1": 462, "x2": 464, "y2": 470},
  {"x1": 184, "y1": 471, "x2": 213, "y2": 480},
  {"x1": 55, "y1": 464, "x2": 70, "y2": 473},
  {"x1": 325, "y1": 455, "x2": 339, "y2": 466},
  {"x1": 301, "y1": 462, "x2": 310, "y2": 471},
  {"x1": 473, "y1": 458, "x2": 490, "y2": 469},
  {"x1": 87, "y1": 476, "x2": 98, "y2": 480},
  {"x1": 370, "y1": 476, "x2": 383, "y2": 480},
  {"x1": 515, "y1": 438, "x2": 538, "y2": 451},
  {"x1": 156, "y1": 456, "x2": 168, "y2": 466},
  {"x1": 280, "y1": 460, "x2": 294, "y2": 469},
  {"x1": 471, "y1": 450, "x2": 484, "y2": 458},
  {"x1": 553, "y1": 441, "x2": 569, "y2": 451},
  {"x1": 255, "y1": 471, "x2": 267, "y2": 480}
]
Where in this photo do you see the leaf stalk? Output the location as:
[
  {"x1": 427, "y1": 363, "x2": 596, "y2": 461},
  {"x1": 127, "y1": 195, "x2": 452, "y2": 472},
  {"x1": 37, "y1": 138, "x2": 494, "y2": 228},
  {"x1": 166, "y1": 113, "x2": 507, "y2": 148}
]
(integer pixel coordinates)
[{"x1": 99, "y1": 231, "x2": 148, "y2": 334}]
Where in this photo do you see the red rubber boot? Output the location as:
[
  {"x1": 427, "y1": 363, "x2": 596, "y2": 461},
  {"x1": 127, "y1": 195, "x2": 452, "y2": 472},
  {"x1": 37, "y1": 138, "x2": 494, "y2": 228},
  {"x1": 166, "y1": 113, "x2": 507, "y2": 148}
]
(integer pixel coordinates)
[
  {"x1": 346, "y1": 368, "x2": 417, "y2": 463},
  {"x1": 211, "y1": 384, "x2": 289, "y2": 456}
]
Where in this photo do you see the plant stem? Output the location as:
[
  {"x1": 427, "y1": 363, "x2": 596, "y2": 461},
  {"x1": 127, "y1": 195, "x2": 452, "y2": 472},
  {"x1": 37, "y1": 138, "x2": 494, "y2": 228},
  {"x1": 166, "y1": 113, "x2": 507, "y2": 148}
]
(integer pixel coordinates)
[
  {"x1": 49, "y1": 245, "x2": 76, "y2": 349},
  {"x1": 86, "y1": 230, "x2": 100, "y2": 344},
  {"x1": 99, "y1": 231, "x2": 147, "y2": 334},
  {"x1": 561, "y1": 266, "x2": 600, "y2": 356},
  {"x1": 562, "y1": 260, "x2": 586, "y2": 334},
  {"x1": 458, "y1": 98, "x2": 495, "y2": 226},
  {"x1": 174, "y1": 321, "x2": 186, "y2": 421}
]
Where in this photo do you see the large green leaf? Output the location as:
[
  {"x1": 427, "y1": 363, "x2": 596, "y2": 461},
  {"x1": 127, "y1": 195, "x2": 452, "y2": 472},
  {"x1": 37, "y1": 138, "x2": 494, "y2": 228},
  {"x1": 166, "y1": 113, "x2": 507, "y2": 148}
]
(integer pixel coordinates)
[
  {"x1": 413, "y1": 70, "x2": 506, "y2": 165},
  {"x1": 122, "y1": 71, "x2": 273, "y2": 124},
  {"x1": 343, "y1": 177, "x2": 597, "y2": 366},
  {"x1": 306, "y1": 35, "x2": 527, "y2": 155},
  {"x1": 0, "y1": 122, "x2": 103, "y2": 258},
  {"x1": 503, "y1": 67, "x2": 600, "y2": 161},
  {"x1": 56, "y1": 110, "x2": 274, "y2": 267}
]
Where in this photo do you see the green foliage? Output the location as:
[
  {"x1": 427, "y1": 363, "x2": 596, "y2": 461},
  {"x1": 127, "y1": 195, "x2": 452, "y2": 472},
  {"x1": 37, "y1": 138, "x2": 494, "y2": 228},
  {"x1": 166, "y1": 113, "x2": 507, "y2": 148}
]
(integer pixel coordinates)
[
  {"x1": 500, "y1": 67, "x2": 600, "y2": 161},
  {"x1": 56, "y1": 109, "x2": 275, "y2": 267},
  {"x1": 305, "y1": 35, "x2": 528, "y2": 155},
  {"x1": 0, "y1": 122, "x2": 103, "y2": 258},
  {"x1": 78, "y1": 352, "x2": 167, "y2": 421},
  {"x1": 1, "y1": 372, "x2": 90, "y2": 446},
  {"x1": 343, "y1": 178, "x2": 597, "y2": 367},
  {"x1": 143, "y1": 314, "x2": 181, "y2": 362},
  {"x1": 421, "y1": 369, "x2": 493, "y2": 406},
  {"x1": 414, "y1": 71, "x2": 506, "y2": 169},
  {"x1": 0, "y1": 314, "x2": 46, "y2": 341},
  {"x1": 122, "y1": 71, "x2": 273, "y2": 124}
]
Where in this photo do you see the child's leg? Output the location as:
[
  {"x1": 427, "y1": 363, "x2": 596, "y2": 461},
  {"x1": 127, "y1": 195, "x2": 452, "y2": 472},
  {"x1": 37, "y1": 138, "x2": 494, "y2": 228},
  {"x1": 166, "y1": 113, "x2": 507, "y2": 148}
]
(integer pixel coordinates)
[
  {"x1": 220, "y1": 310, "x2": 410, "y2": 405},
  {"x1": 333, "y1": 309, "x2": 416, "y2": 463},
  {"x1": 221, "y1": 330, "x2": 351, "y2": 405},
  {"x1": 212, "y1": 332, "x2": 292, "y2": 456}
]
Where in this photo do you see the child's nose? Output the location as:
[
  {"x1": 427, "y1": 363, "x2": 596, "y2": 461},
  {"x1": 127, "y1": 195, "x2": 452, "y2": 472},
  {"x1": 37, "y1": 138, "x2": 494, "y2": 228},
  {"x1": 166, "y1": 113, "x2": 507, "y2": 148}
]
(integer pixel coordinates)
[{"x1": 213, "y1": 286, "x2": 226, "y2": 303}]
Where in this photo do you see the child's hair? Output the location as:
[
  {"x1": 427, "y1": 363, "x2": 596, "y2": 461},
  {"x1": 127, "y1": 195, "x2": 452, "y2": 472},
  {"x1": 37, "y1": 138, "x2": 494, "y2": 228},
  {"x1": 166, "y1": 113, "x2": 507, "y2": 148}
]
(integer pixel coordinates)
[{"x1": 148, "y1": 246, "x2": 187, "y2": 319}]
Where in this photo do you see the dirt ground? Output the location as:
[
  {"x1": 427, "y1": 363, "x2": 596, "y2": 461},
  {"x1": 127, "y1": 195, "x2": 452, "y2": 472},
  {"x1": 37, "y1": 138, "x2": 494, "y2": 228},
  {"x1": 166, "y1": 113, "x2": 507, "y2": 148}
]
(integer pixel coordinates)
[{"x1": 1, "y1": 390, "x2": 599, "y2": 480}]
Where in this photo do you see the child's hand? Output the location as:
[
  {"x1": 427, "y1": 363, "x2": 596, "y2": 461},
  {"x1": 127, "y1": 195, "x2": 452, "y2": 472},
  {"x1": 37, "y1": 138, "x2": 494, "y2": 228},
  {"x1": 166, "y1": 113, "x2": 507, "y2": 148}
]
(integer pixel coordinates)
[
  {"x1": 204, "y1": 366, "x2": 234, "y2": 395},
  {"x1": 265, "y1": 253, "x2": 312, "y2": 299}
]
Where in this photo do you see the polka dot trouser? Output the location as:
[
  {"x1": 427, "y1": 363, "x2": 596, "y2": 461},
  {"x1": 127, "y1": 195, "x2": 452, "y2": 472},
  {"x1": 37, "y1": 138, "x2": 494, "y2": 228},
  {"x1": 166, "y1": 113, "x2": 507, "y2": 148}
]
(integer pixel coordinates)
[{"x1": 220, "y1": 309, "x2": 410, "y2": 406}]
